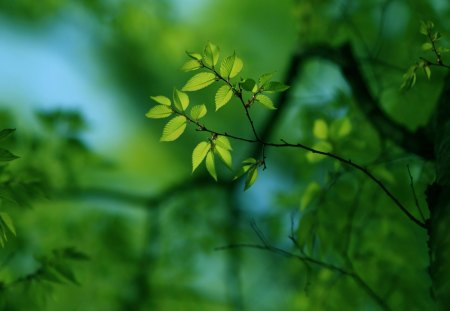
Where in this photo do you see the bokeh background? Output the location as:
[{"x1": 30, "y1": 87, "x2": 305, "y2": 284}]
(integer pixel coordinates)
[{"x1": 0, "y1": 0, "x2": 448, "y2": 310}]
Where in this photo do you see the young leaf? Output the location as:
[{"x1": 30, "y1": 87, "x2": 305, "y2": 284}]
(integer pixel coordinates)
[
  {"x1": 205, "y1": 151, "x2": 217, "y2": 181},
  {"x1": 215, "y1": 85, "x2": 233, "y2": 111},
  {"x1": 192, "y1": 141, "x2": 211, "y2": 172},
  {"x1": 160, "y1": 116, "x2": 187, "y2": 142},
  {"x1": 215, "y1": 145, "x2": 232, "y2": 169},
  {"x1": 258, "y1": 72, "x2": 274, "y2": 87},
  {"x1": 313, "y1": 119, "x2": 328, "y2": 140},
  {"x1": 424, "y1": 65, "x2": 431, "y2": 79},
  {"x1": 181, "y1": 59, "x2": 202, "y2": 72},
  {"x1": 215, "y1": 136, "x2": 232, "y2": 150},
  {"x1": 182, "y1": 72, "x2": 216, "y2": 92},
  {"x1": 145, "y1": 105, "x2": 173, "y2": 119},
  {"x1": 220, "y1": 54, "x2": 235, "y2": 78},
  {"x1": 230, "y1": 57, "x2": 243, "y2": 78},
  {"x1": 203, "y1": 42, "x2": 220, "y2": 67},
  {"x1": 0, "y1": 148, "x2": 19, "y2": 162},
  {"x1": 242, "y1": 157, "x2": 257, "y2": 165},
  {"x1": 240, "y1": 79, "x2": 256, "y2": 92},
  {"x1": 255, "y1": 94, "x2": 276, "y2": 110},
  {"x1": 150, "y1": 95, "x2": 171, "y2": 106},
  {"x1": 244, "y1": 166, "x2": 258, "y2": 191},
  {"x1": 0, "y1": 212, "x2": 16, "y2": 236},
  {"x1": 0, "y1": 129, "x2": 15, "y2": 142},
  {"x1": 190, "y1": 104, "x2": 207, "y2": 120},
  {"x1": 264, "y1": 81, "x2": 289, "y2": 93},
  {"x1": 186, "y1": 51, "x2": 202, "y2": 60},
  {"x1": 422, "y1": 42, "x2": 433, "y2": 51},
  {"x1": 173, "y1": 89, "x2": 189, "y2": 111}
]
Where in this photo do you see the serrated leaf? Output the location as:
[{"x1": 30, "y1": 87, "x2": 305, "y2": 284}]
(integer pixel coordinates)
[
  {"x1": 182, "y1": 72, "x2": 216, "y2": 92},
  {"x1": 313, "y1": 119, "x2": 328, "y2": 140},
  {"x1": 240, "y1": 79, "x2": 256, "y2": 92},
  {"x1": 150, "y1": 95, "x2": 171, "y2": 106},
  {"x1": 186, "y1": 51, "x2": 202, "y2": 60},
  {"x1": 424, "y1": 65, "x2": 431, "y2": 79},
  {"x1": 255, "y1": 94, "x2": 276, "y2": 110},
  {"x1": 203, "y1": 42, "x2": 220, "y2": 67},
  {"x1": 422, "y1": 42, "x2": 433, "y2": 51},
  {"x1": 192, "y1": 141, "x2": 210, "y2": 172},
  {"x1": 145, "y1": 105, "x2": 173, "y2": 119},
  {"x1": 244, "y1": 166, "x2": 258, "y2": 191},
  {"x1": 0, "y1": 129, "x2": 15, "y2": 142},
  {"x1": 258, "y1": 72, "x2": 274, "y2": 86},
  {"x1": 0, "y1": 212, "x2": 15, "y2": 236},
  {"x1": 215, "y1": 136, "x2": 232, "y2": 150},
  {"x1": 181, "y1": 59, "x2": 202, "y2": 72},
  {"x1": 190, "y1": 104, "x2": 207, "y2": 120},
  {"x1": 264, "y1": 81, "x2": 289, "y2": 93},
  {"x1": 215, "y1": 85, "x2": 233, "y2": 111},
  {"x1": 230, "y1": 57, "x2": 243, "y2": 78},
  {"x1": 205, "y1": 151, "x2": 217, "y2": 181},
  {"x1": 0, "y1": 148, "x2": 19, "y2": 162},
  {"x1": 215, "y1": 145, "x2": 232, "y2": 169},
  {"x1": 160, "y1": 116, "x2": 187, "y2": 142},
  {"x1": 173, "y1": 89, "x2": 189, "y2": 111},
  {"x1": 220, "y1": 54, "x2": 235, "y2": 78}
]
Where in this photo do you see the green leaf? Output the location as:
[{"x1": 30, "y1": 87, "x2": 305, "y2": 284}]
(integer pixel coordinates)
[
  {"x1": 306, "y1": 141, "x2": 333, "y2": 162},
  {"x1": 233, "y1": 164, "x2": 252, "y2": 180},
  {"x1": 242, "y1": 157, "x2": 257, "y2": 165},
  {"x1": 53, "y1": 263, "x2": 80, "y2": 285},
  {"x1": 420, "y1": 21, "x2": 428, "y2": 35},
  {"x1": 182, "y1": 72, "x2": 216, "y2": 92},
  {"x1": 215, "y1": 145, "x2": 232, "y2": 169},
  {"x1": 263, "y1": 81, "x2": 289, "y2": 93},
  {"x1": 240, "y1": 79, "x2": 256, "y2": 92},
  {"x1": 230, "y1": 57, "x2": 243, "y2": 78},
  {"x1": 0, "y1": 129, "x2": 15, "y2": 142},
  {"x1": 215, "y1": 85, "x2": 233, "y2": 111},
  {"x1": 150, "y1": 95, "x2": 171, "y2": 106},
  {"x1": 205, "y1": 151, "x2": 217, "y2": 181},
  {"x1": 300, "y1": 182, "x2": 321, "y2": 211},
  {"x1": 220, "y1": 54, "x2": 235, "y2": 78},
  {"x1": 258, "y1": 72, "x2": 274, "y2": 86},
  {"x1": 145, "y1": 105, "x2": 173, "y2": 119},
  {"x1": 422, "y1": 42, "x2": 433, "y2": 51},
  {"x1": 215, "y1": 136, "x2": 232, "y2": 150},
  {"x1": 0, "y1": 148, "x2": 19, "y2": 162},
  {"x1": 424, "y1": 65, "x2": 431, "y2": 79},
  {"x1": 313, "y1": 119, "x2": 328, "y2": 140},
  {"x1": 203, "y1": 42, "x2": 220, "y2": 67},
  {"x1": 330, "y1": 118, "x2": 352, "y2": 139},
  {"x1": 244, "y1": 166, "x2": 258, "y2": 191},
  {"x1": 160, "y1": 116, "x2": 187, "y2": 142},
  {"x1": 192, "y1": 141, "x2": 211, "y2": 172},
  {"x1": 186, "y1": 51, "x2": 202, "y2": 60},
  {"x1": 190, "y1": 104, "x2": 207, "y2": 120},
  {"x1": 173, "y1": 89, "x2": 189, "y2": 111},
  {"x1": 255, "y1": 94, "x2": 276, "y2": 110},
  {"x1": 0, "y1": 212, "x2": 15, "y2": 236},
  {"x1": 181, "y1": 59, "x2": 202, "y2": 72}
]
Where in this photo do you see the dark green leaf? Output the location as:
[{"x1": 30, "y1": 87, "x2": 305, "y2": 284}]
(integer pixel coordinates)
[
  {"x1": 0, "y1": 148, "x2": 19, "y2": 162},
  {"x1": 0, "y1": 129, "x2": 15, "y2": 142}
]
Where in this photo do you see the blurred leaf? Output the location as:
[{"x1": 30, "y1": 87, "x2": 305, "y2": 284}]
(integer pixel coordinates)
[
  {"x1": 215, "y1": 85, "x2": 233, "y2": 111},
  {"x1": 264, "y1": 81, "x2": 289, "y2": 93},
  {"x1": 255, "y1": 94, "x2": 276, "y2": 109},
  {"x1": 145, "y1": 105, "x2": 173, "y2": 119},
  {"x1": 422, "y1": 42, "x2": 433, "y2": 51},
  {"x1": 300, "y1": 182, "x2": 321, "y2": 211},
  {"x1": 424, "y1": 65, "x2": 431, "y2": 79},
  {"x1": 182, "y1": 72, "x2": 216, "y2": 92},
  {"x1": 150, "y1": 95, "x2": 171, "y2": 106},
  {"x1": 0, "y1": 148, "x2": 19, "y2": 162},
  {"x1": 192, "y1": 141, "x2": 210, "y2": 172},
  {"x1": 190, "y1": 104, "x2": 207, "y2": 120},
  {"x1": 306, "y1": 141, "x2": 333, "y2": 162},
  {"x1": 245, "y1": 166, "x2": 258, "y2": 191},
  {"x1": 0, "y1": 212, "x2": 16, "y2": 236},
  {"x1": 258, "y1": 72, "x2": 274, "y2": 86},
  {"x1": 0, "y1": 128, "x2": 15, "y2": 142},
  {"x1": 205, "y1": 151, "x2": 217, "y2": 181},
  {"x1": 313, "y1": 119, "x2": 328, "y2": 140},
  {"x1": 160, "y1": 116, "x2": 187, "y2": 142}
]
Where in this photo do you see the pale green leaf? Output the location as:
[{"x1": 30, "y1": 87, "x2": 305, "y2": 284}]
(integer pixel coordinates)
[
  {"x1": 422, "y1": 42, "x2": 433, "y2": 51},
  {"x1": 220, "y1": 54, "x2": 235, "y2": 78},
  {"x1": 242, "y1": 157, "x2": 257, "y2": 165},
  {"x1": 192, "y1": 141, "x2": 211, "y2": 172},
  {"x1": 258, "y1": 72, "x2": 274, "y2": 86},
  {"x1": 215, "y1": 85, "x2": 233, "y2": 111},
  {"x1": 264, "y1": 81, "x2": 289, "y2": 93},
  {"x1": 145, "y1": 105, "x2": 173, "y2": 119},
  {"x1": 173, "y1": 89, "x2": 189, "y2": 111},
  {"x1": 190, "y1": 104, "x2": 207, "y2": 120},
  {"x1": 420, "y1": 21, "x2": 428, "y2": 35},
  {"x1": 181, "y1": 59, "x2": 202, "y2": 72},
  {"x1": 203, "y1": 42, "x2": 220, "y2": 67},
  {"x1": 424, "y1": 65, "x2": 431, "y2": 79},
  {"x1": 0, "y1": 212, "x2": 16, "y2": 236},
  {"x1": 150, "y1": 95, "x2": 171, "y2": 106},
  {"x1": 255, "y1": 94, "x2": 276, "y2": 110},
  {"x1": 245, "y1": 166, "x2": 258, "y2": 191},
  {"x1": 186, "y1": 51, "x2": 202, "y2": 60},
  {"x1": 205, "y1": 151, "x2": 217, "y2": 181},
  {"x1": 215, "y1": 136, "x2": 232, "y2": 150},
  {"x1": 306, "y1": 141, "x2": 333, "y2": 162},
  {"x1": 182, "y1": 72, "x2": 216, "y2": 92},
  {"x1": 313, "y1": 119, "x2": 328, "y2": 140},
  {"x1": 215, "y1": 145, "x2": 232, "y2": 169},
  {"x1": 160, "y1": 116, "x2": 187, "y2": 142},
  {"x1": 230, "y1": 56, "x2": 243, "y2": 78},
  {"x1": 233, "y1": 164, "x2": 252, "y2": 180},
  {"x1": 331, "y1": 118, "x2": 352, "y2": 139}
]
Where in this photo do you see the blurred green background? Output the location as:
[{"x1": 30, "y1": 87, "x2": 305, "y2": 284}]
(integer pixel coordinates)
[{"x1": 0, "y1": 0, "x2": 448, "y2": 310}]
